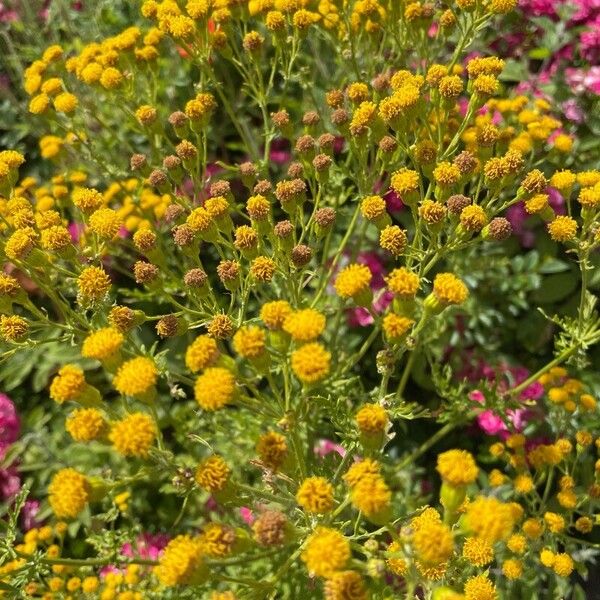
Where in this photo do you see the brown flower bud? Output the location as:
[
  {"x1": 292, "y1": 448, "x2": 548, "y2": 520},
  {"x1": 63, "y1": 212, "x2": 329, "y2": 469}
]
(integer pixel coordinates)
[
  {"x1": 447, "y1": 194, "x2": 471, "y2": 215},
  {"x1": 378, "y1": 136, "x2": 397, "y2": 153},
  {"x1": 312, "y1": 153, "x2": 332, "y2": 172},
  {"x1": 453, "y1": 150, "x2": 477, "y2": 175},
  {"x1": 163, "y1": 155, "x2": 181, "y2": 170},
  {"x1": 130, "y1": 153, "x2": 147, "y2": 171},
  {"x1": 487, "y1": 217, "x2": 513, "y2": 241},
  {"x1": 109, "y1": 305, "x2": 136, "y2": 332},
  {"x1": 253, "y1": 510, "x2": 288, "y2": 546},
  {"x1": 331, "y1": 108, "x2": 349, "y2": 126},
  {"x1": 172, "y1": 224, "x2": 196, "y2": 247},
  {"x1": 133, "y1": 261, "x2": 159, "y2": 284},
  {"x1": 168, "y1": 111, "x2": 188, "y2": 128},
  {"x1": 326, "y1": 89, "x2": 345, "y2": 108},
  {"x1": 253, "y1": 179, "x2": 272, "y2": 195},
  {"x1": 302, "y1": 110, "x2": 320, "y2": 127},
  {"x1": 239, "y1": 161, "x2": 257, "y2": 179},
  {"x1": 295, "y1": 134, "x2": 315, "y2": 155},
  {"x1": 209, "y1": 180, "x2": 231, "y2": 198},
  {"x1": 175, "y1": 140, "x2": 197, "y2": 160},
  {"x1": 274, "y1": 220, "x2": 294, "y2": 239},
  {"x1": 318, "y1": 133, "x2": 336, "y2": 150},
  {"x1": 164, "y1": 203, "x2": 185, "y2": 223},
  {"x1": 156, "y1": 314, "x2": 179, "y2": 338},
  {"x1": 207, "y1": 313, "x2": 235, "y2": 339},
  {"x1": 271, "y1": 109, "x2": 290, "y2": 129},
  {"x1": 184, "y1": 268, "x2": 208, "y2": 287},
  {"x1": 287, "y1": 162, "x2": 304, "y2": 178},
  {"x1": 372, "y1": 72, "x2": 390, "y2": 92},
  {"x1": 291, "y1": 244, "x2": 312, "y2": 267},
  {"x1": 217, "y1": 260, "x2": 241, "y2": 284},
  {"x1": 148, "y1": 169, "x2": 167, "y2": 188},
  {"x1": 314, "y1": 207, "x2": 336, "y2": 228}
]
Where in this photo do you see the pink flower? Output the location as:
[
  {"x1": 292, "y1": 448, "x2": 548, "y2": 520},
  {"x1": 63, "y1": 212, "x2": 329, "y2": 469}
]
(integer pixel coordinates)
[
  {"x1": 314, "y1": 439, "x2": 346, "y2": 458},
  {"x1": 383, "y1": 189, "x2": 404, "y2": 213},
  {"x1": 562, "y1": 99, "x2": 585, "y2": 122},
  {"x1": 0, "y1": 465, "x2": 20, "y2": 500},
  {"x1": 269, "y1": 139, "x2": 291, "y2": 165},
  {"x1": 121, "y1": 533, "x2": 170, "y2": 561},
  {"x1": 0, "y1": 393, "x2": 19, "y2": 450},
  {"x1": 21, "y1": 500, "x2": 41, "y2": 531},
  {"x1": 239, "y1": 507, "x2": 254, "y2": 525}
]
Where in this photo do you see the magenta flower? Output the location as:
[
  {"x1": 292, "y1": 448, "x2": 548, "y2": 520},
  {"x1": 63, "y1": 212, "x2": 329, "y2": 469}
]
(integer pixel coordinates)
[{"x1": 0, "y1": 393, "x2": 19, "y2": 449}]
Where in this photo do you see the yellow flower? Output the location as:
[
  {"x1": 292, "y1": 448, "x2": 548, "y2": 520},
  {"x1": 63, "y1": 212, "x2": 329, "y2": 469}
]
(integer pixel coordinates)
[
  {"x1": 256, "y1": 431, "x2": 288, "y2": 470},
  {"x1": 0, "y1": 315, "x2": 28, "y2": 342},
  {"x1": 154, "y1": 535, "x2": 206, "y2": 586},
  {"x1": 109, "y1": 412, "x2": 156, "y2": 458},
  {"x1": 385, "y1": 267, "x2": 420, "y2": 298},
  {"x1": 185, "y1": 335, "x2": 220, "y2": 372},
  {"x1": 386, "y1": 541, "x2": 408, "y2": 576},
  {"x1": 550, "y1": 170, "x2": 576, "y2": 192},
  {"x1": 100, "y1": 67, "x2": 123, "y2": 89},
  {"x1": 433, "y1": 162, "x2": 461, "y2": 187},
  {"x1": 522, "y1": 518, "x2": 543, "y2": 539},
  {"x1": 544, "y1": 511, "x2": 565, "y2": 533},
  {"x1": 464, "y1": 496, "x2": 515, "y2": 543},
  {"x1": 65, "y1": 408, "x2": 106, "y2": 442},
  {"x1": 547, "y1": 216, "x2": 577, "y2": 242},
  {"x1": 513, "y1": 474, "x2": 534, "y2": 494},
  {"x1": 195, "y1": 455, "x2": 230, "y2": 493},
  {"x1": 48, "y1": 468, "x2": 90, "y2": 519},
  {"x1": 260, "y1": 300, "x2": 292, "y2": 330},
  {"x1": 463, "y1": 574, "x2": 497, "y2": 600},
  {"x1": 460, "y1": 205, "x2": 487, "y2": 232},
  {"x1": 301, "y1": 527, "x2": 350, "y2": 578},
  {"x1": 194, "y1": 367, "x2": 236, "y2": 410},
  {"x1": 200, "y1": 523, "x2": 236, "y2": 557},
  {"x1": 390, "y1": 168, "x2": 420, "y2": 197},
  {"x1": 113, "y1": 357, "x2": 158, "y2": 397},
  {"x1": 291, "y1": 342, "x2": 330, "y2": 383},
  {"x1": 50, "y1": 364, "x2": 86, "y2": 403},
  {"x1": 283, "y1": 308, "x2": 326, "y2": 342},
  {"x1": 53, "y1": 92, "x2": 78, "y2": 113},
  {"x1": 355, "y1": 403, "x2": 388, "y2": 434},
  {"x1": 233, "y1": 325, "x2": 266, "y2": 359},
  {"x1": 436, "y1": 449, "x2": 479, "y2": 486},
  {"x1": 29, "y1": 93, "x2": 50, "y2": 114},
  {"x1": 81, "y1": 327, "x2": 123, "y2": 361},
  {"x1": 507, "y1": 533, "x2": 526, "y2": 554},
  {"x1": 41, "y1": 226, "x2": 71, "y2": 251},
  {"x1": 432, "y1": 272, "x2": 469, "y2": 305},
  {"x1": 489, "y1": 0, "x2": 518, "y2": 13},
  {"x1": 324, "y1": 571, "x2": 368, "y2": 600},
  {"x1": 552, "y1": 553, "x2": 574, "y2": 577},
  {"x1": 296, "y1": 477, "x2": 335, "y2": 514},
  {"x1": 502, "y1": 558, "x2": 522, "y2": 579},
  {"x1": 343, "y1": 458, "x2": 380, "y2": 488},
  {"x1": 89, "y1": 208, "x2": 123, "y2": 239},
  {"x1": 360, "y1": 195, "x2": 387, "y2": 221},
  {"x1": 382, "y1": 313, "x2": 414, "y2": 342},
  {"x1": 379, "y1": 225, "x2": 408, "y2": 256},
  {"x1": 250, "y1": 256, "x2": 277, "y2": 282},
  {"x1": 462, "y1": 537, "x2": 493, "y2": 566},
  {"x1": 72, "y1": 187, "x2": 103, "y2": 213},
  {"x1": 77, "y1": 266, "x2": 111, "y2": 300},
  {"x1": 350, "y1": 474, "x2": 391, "y2": 520},
  {"x1": 412, "y1": 516, "x2": 454, "y2": 565},
  {"x1": 5, "y1": 227, "x2": 37, "y2": 260}
]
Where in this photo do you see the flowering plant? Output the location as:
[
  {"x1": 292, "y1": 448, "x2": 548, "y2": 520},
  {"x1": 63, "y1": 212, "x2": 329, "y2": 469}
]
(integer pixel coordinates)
[{"x1": 1, "y1": 1, "x2": 600, "y2": 599}]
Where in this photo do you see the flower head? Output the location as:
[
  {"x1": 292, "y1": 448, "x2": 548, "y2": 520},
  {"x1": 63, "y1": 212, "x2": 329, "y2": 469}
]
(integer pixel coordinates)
[
  {"x1": 113, "y1": 357, "x2": 158, "y2": 397},
  {"x1": 301, "y1": 527, "x2": 350, "y2": 577},
  {"x1": 296, "y1": 477, "x2": 335, "y2": 514},
  {"x1": 78, "y1": 266, "x2": 111, "y2": 301},
  {"x1": 432, "y1": 273, "x2": 469, "y2": 305},
  {"x1": 194, "y1": 367, "x2": 236, "y2": 410},
  {"x1": 81, "y1": 328, "x2": 123, "y2": 361},
  {"x1": 283, "y1": 308, "x2": 326, "y2": 342},
  {"x1": 109, "y1": 412, "x2": 156, "y2": 458},
  {"x1": 48, "y1": 468, "x2": 90, "y2": 518},
  {"x1": 65, "y1": 408, "x2": 106, "y2": 442},
  {"x1": 436, "y1": 449, "x2": 479, "y2": 486},
  {"x1": 195, "y1": 455, "x2": 230, "y2": 493},
  {"x1": 185, "y1": 335, "x2": 220, "y2": 372},
  {"x1": 50, "y1": 365, "x2": 86, "y2": 403},
  {"x1": 154, "y1": 535, "x2": 205, "y2": 586},
  {"x1": 291, "y1": 342, "x2": 330, "y2": 383}
]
